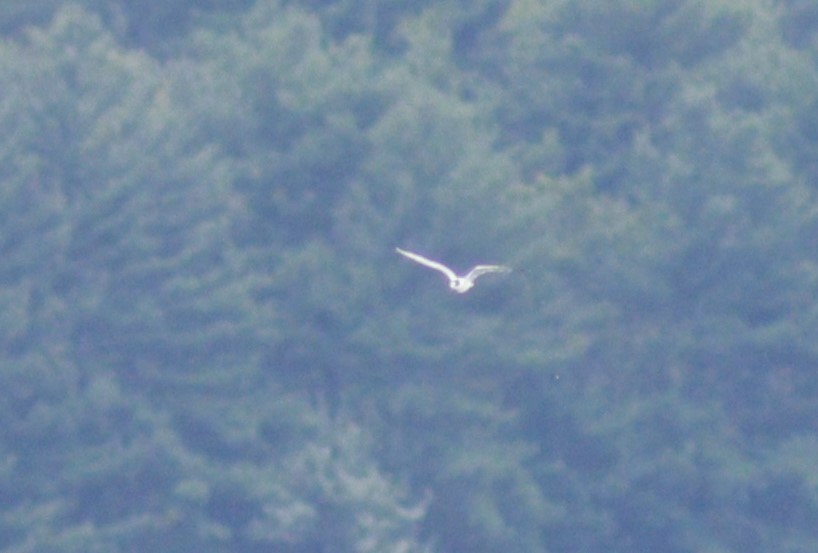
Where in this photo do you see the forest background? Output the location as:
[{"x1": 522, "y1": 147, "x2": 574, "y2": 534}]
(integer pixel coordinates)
[{"x1": 2, "y1": 1, "x2": 818, "y2": 552}]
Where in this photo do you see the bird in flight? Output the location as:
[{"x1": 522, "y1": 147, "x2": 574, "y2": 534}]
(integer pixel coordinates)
[{"x1": 396, "y1": 247, "x2": 511, "y2": 293}]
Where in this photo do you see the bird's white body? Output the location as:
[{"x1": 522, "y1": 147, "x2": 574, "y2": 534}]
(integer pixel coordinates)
[{"x1": 396, "y1": 247, "x2": 511, "y2": 293}]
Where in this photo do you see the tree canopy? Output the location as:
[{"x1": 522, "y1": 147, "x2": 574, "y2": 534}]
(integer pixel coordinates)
[{"x1": 2, "y1": 1, "x2": 818, "y2": 552}]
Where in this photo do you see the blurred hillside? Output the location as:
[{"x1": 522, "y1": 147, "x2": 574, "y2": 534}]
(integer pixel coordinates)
[{"x1": 2, "y1": 1, "x2": 818, "y2": 552}]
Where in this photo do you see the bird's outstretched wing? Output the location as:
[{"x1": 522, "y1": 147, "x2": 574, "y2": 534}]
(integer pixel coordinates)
[
  {"x1": 464, "y1": 265, "x2": 512, "y2": 282},
  {"x1": 396, "y1": 248, "x2": 458, "y2": 281}
]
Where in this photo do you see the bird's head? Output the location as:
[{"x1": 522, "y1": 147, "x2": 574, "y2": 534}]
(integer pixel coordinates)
[{"x1": 449, "y1": 278, "x2": 474, "y2": 293}]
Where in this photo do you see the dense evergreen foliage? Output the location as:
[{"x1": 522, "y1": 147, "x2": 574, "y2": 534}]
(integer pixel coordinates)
[{"x1": 2, "y1": 1, "x2": 818, "y2": 551}]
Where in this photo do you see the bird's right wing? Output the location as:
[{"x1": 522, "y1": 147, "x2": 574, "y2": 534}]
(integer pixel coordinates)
[
  {"x1": 465, "y1": 265, "x2": 512, "y2": 281},
  {"x1": 395, "y1": 248, "x2": 458, "y2": 281}
]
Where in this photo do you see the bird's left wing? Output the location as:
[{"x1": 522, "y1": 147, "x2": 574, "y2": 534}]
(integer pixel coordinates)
[{"x1": 395, "y1": 248, "x2": 458, "y2": 281}]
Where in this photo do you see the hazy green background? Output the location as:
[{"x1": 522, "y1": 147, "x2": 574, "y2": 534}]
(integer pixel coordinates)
[{"x1": 2, "y1": 1, "x2": 818, "y2": 551}]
